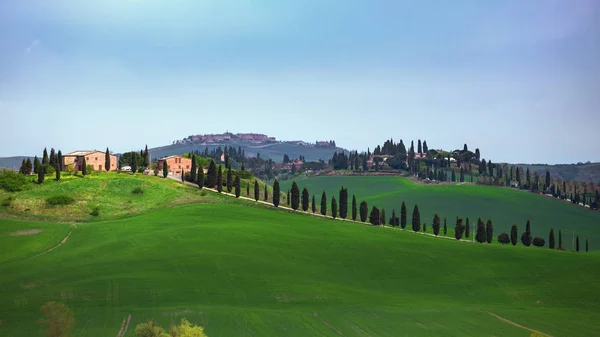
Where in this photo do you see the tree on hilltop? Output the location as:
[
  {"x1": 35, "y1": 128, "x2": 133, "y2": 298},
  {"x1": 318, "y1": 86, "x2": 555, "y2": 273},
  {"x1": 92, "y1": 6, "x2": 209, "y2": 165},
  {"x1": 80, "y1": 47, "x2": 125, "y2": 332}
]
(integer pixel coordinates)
[
  {"x1": 301, "y1": 187, "x2": 309, "y2": 211},
  {"x1": 360, "y1": 201, "x2": 368, "y2": 222},
  {"x1": 465, "y1": 217, "x2": 470, "y2": 239},
  {"x1": 455, "y1": 217, "x2": 465, "y2": 240},
  {"x1": 320, "y1": 191, "x2": 327, "y2": 215},
  {"x1": 264, "y1": 183, "x2": 268, "y2": 201},
  {"x1": 42, "y1": 147, "x2": 48, "y2": 165},
  {"x1": 339, "y1": 186, "x2": 348, "y2": 219},
  {"x1": 400, "y1": 201, "x2": 407, "y2": 229},
  {"x1": 486, "y1": 220, "x2": 493, "y2": 243},
  {"x1": 197, "y1": 167, "x2": 204, "y2": 189},
  {"x1": 521, "y1": 220, "x2": 532, "y2": 247},
  {"x1": 558, "y1": 229, "x2": 562, "y2": 249},
  {"x1": 273, "y1": 179, "x2": 280, "y2": 207},
  {"x1": 217, "y1": 166, "x2": 223, "y2": 193},
  {"x1": 549, "y1": 228, "x2": 555, "y2": 249},
  {"x1": 432, "y1": 214, "x2": 440, "y2": 236},
  {"x1": 206, "y1": 160, "x2": 217, "y2": 187},
  {"x1": 444, "y1": 217, "x2": 447, "y2": 236},
  {"x1": 352, "y1": 195, "x2": 357, "y2": 221},
  {"x1": 234, "y1": 176, "x2": 241, "y2": 198},
  {"x1": 190, "y1": 155, "x2": 197, "y2": 183},
  {"x1": 369, "y1": 206, "x2": 380, "y2": 226},
  {"x1": 291, "y1": 182, "x2": 300, "y2": 210},
  {"x1": 105, "y1": 148, "x2": 111, "y2": 171},
  {"x1": 498, "y1": 233, "x2": 510, "y2": 245},
  {"x1": 510, "y1": 225, "x2": 518, "y2": 246},
  {"x1": 475, "y1": 217, "x2": 486, "y2": 243},
  {"x1": 254, "y1": 180, "x2": 260, "y2": 201},
  {"x1": 163, "y1": 161, "x2": 168, "y2": 178},
  {"x1": 412, "y1": 204, "x2": 421, "y2": 232},
  {"x1": 331, "y1": 196, "x2": 338, "y2": 219},
  {"x1": 82, "y1": 157, "x2": 88, "y2": 175},
  {"x1": 576, "y1": 236, "x2": 580, "y2": 252},
  {"x1": 226, "y1": 167, "x2": 233, "y2": 193},
  {"x1": 312, "y1": 195, "x2": 316, "y2": 213},
  {"x1": 142, "y1": 145, "x2": 150, "y2": 167}
]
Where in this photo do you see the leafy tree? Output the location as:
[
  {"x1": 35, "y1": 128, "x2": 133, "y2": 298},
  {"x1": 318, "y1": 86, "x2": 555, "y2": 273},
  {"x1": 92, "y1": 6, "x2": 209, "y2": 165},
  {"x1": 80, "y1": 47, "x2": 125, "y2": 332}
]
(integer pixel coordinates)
[
  {"x1": 331, "y1": 196, "x2": 338, "y2": 219},
  {"x1": 37, "y1": 301, "x2": 75, "y2": 337},
  {"x1": 321, "y1": 191, "x2": 327, "y2": 215},
  {"x1": 264, "y1": 183, "x2": 268, "y2": 201},
  {"x1": 511, "y1": 225, "x2": 518, "y2": 246},
  {"x1": 226, "y1": 168, "x2": 233, "y2": 192},
  {"x1": 312, "y1": 195, "x2": 316, "y2": 213},
  {"x1": 301, "y1": 187, "x2": 310, "y2": 211},
  {"x1": 169, "y1": 318, "x2": 208, "y2": 337},
  {"x1": 134, "y1": 320, "x2": 165, "y2": 337},
  {"x1": 369, "y1": 206, "x2": 380, "y2": 226},
  {"x1": 465, "y1": 217, "x2": 470, "y2": 239},
  {"x1": 412, "y1": 204, "x2": 421, "y2": 232},
  {"x1": 486, "y1": 219, "x2": 493, "y2": 243},
  {"x1": 254, "y1": 180, "x2": 260, "y2": 201},
  {"x1": 105, "y1": 148, "x2": 111, "y2": 171},
  {"x1": 352, "y1": 195, "x2": 357, "y2": 221},
  {"x1": 163, "y1": 161, "x2": 168, "y2": 178},
  {"x1": 360, "y1": 201, "x2": 368, "y2": 222},
  {"x1": 400, "y1": 201, "x2": 407, "y2": 229},
  {"x1": 234, "y1": 176, "x2": 241, "y2": 198},
  {"x1": 498, "y1": 233, "x2": 510, "y2": 245},
  {"x1": 455, "y1": 217, "x2": 465, "y2": 240},
  {"x1": 443, "y1": 217, "x2": 447, "y2": 235},
  {"x1": 291, "y1": 182, "x2": 300, "y2": 210},
  {"x1": 339, "y1": 186, "x2": 348, "y2": 219},
  {"x1": 475, "y1": 217, "x2": 486, "y2": 243},
  {"x1": 521, "y1": 220, "x2": 532, "y2": 246},
  {"x1": 82, "y1": 157, "x2": 88, "y2": 175},
  {"x1": 217, "y1": 166, "x2": 223, "y2": 193},
  {"x1": 197, "y1": 167, "x2": 204, "y2": 190},
  {"x1": 273, "y1": 179, "x2": 280, "y2": 207},
  {"x1": 558, "y1": 229, "x2": 562, "y2": 249},
  {"x1": 533, "y1": 237, "x2": 545, "y2": 247},
  {"x1": 432, "y1": 214, "x2": 440, "y2": 235},
  {"x1": 549, "y1": 228, "x2": 555, "y2": 249},
  {"x1": 206, "y1": 160, "x2": 217, "y2": 187},
  {"x1": 576, "y1": 236, "x2": 579, "y2": 252}
]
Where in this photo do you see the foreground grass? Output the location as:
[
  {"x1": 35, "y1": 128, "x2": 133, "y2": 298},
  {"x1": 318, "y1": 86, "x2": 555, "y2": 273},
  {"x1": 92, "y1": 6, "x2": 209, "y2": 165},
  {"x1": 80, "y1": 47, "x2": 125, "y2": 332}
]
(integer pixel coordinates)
[
  {"x1": 281, "y1": 176, "x2": 600, "y2": 251},
  {"x1": 1, "y1": 203, "x2": 599, "y2": 336}
]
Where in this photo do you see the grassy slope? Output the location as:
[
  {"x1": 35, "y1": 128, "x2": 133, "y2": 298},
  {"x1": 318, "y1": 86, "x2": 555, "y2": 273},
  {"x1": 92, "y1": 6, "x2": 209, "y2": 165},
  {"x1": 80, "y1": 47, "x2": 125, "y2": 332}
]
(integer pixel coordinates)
[
  {"x1": 0, "y1": 173, "x2": 209, "y2": 222},
  {"x1": 280, "y1": 176, "x2": 600, "y2": 251},
  {"x1": 1, "y1": 203, "x2": 600, "y2": 337}
]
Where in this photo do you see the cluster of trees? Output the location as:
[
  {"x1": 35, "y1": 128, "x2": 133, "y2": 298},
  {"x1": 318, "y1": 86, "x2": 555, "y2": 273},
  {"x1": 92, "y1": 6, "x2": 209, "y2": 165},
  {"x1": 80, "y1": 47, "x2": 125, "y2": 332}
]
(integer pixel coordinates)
[
  {"x1": 18, "y1": 147, "x2": 70, "y2": 183},
  {"x1": 119, "y1": 145, "x2": 150, "y2": 169},
  {"x1": 188, "y1": 145, "x2": 246, "y2": 170}
]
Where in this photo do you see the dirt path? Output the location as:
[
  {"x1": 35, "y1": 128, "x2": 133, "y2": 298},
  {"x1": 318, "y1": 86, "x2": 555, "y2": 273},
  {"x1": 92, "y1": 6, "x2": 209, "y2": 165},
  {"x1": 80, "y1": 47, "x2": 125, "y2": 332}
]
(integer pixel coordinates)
[
  {"x1": 115, "y1": 314, "x2": 131, "y2": 337},
  {"x1": 486, "y1": 311, "x2": 552, "y2": 337},
  {"x1": 33, "y1": 231, "x2": 72, "y2": 258}
]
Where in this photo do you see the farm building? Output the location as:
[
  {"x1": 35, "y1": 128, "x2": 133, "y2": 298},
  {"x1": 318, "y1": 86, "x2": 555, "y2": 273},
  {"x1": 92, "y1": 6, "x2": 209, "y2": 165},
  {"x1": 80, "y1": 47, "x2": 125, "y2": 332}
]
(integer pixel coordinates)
[
  {"x1": 157, "y1": 155, "x2": 192, "y2": 176},
  {"x1": 63, "y1": 150, "x2": 117, "y2": 172}
]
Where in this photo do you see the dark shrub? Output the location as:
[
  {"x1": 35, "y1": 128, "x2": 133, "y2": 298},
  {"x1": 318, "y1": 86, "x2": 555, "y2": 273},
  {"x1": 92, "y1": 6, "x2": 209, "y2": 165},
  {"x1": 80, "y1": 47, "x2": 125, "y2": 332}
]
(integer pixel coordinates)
[
  {"x1": 0, "y1": 171, "x2": 27, "y2": 192},
  {"x1": 90, "y1": 206, "x2": 100, "y2": 216},
  {"x1": 132, "y1": 187, "x2": 144, "y2": 195},
  {"x1": 532, "y1": 236, "x2": 546, "y2": 247},
  {"x1": 498, "y1": 232, "x2": 510, "y2": 245},
  {"x1": 46, "y1": 195, "x2": 75, "y2": 206}
]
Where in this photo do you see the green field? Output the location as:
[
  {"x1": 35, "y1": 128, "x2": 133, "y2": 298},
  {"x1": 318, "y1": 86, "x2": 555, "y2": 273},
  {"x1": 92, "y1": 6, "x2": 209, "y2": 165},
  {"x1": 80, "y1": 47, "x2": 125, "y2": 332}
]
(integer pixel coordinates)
[
  {"x1": 1, "y1": 202, "x2": 599, "y2": 337},
  {"x1": 281, "y1": 176, "x2": 600, "y2": 251}
]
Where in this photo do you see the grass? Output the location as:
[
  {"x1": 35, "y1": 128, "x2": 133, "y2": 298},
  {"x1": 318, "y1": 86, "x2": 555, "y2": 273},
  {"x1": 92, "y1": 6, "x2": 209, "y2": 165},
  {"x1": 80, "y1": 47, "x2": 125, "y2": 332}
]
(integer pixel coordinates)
[
  {"x1": 0, "y1": 203, "x2": 599, "y2": 336},
  {"x1": 280, "y1": 176, "x2": 600, "y2": 251}
]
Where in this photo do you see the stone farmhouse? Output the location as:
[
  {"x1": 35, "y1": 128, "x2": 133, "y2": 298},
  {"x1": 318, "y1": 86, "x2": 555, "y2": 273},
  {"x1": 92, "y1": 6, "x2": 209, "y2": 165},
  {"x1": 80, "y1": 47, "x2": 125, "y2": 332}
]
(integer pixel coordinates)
[
  {"x1": 157, "y1": 155, "x2": 192, "y2": 176},
  {"x1": 63, "y1": 150, "x2": 118, "y2": 172}
]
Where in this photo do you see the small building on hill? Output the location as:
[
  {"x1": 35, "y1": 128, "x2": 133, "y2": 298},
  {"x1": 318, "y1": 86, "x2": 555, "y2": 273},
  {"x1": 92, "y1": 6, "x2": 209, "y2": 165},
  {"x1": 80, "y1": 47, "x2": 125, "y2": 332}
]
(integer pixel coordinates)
[
  {"x1": 63, "y1": 150, "x2": 117, "y2": 172},
  {"x1": 157, "y1": 155, "x2": 192, "y2": 176}
]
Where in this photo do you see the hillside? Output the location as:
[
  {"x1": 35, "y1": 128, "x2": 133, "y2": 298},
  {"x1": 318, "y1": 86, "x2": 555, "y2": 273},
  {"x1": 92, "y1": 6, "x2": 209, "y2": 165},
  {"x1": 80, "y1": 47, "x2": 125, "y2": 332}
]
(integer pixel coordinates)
[
  {"x1": 1, "y1": 203, "x2": 599, "y2": 336},
  {"x1": 516, "y1": 162, "x2": 600, "y2": 183},
  {"x1": 0, "y1": 156, "x2": 31, "y2": 170},
  {"x1": 281, "y1": 176, "x2": 600, "y2": 251}
]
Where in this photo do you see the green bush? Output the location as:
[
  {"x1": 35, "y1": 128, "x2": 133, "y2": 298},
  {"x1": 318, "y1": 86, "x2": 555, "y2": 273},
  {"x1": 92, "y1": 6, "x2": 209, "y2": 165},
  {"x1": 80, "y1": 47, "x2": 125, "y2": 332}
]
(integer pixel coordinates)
[
  {"x1": 0, "y1": 171, "x2": 27, "y2": 192},
  {"x1": 90, "y1": 206, "x2": 100, "y2": 216},
  {"x1": 200, "y1": 190, "x2": 208, "y2": 196},
  {"x1": 44, "y1": 164, "x2": 56, "y2": 175},
  {"x1": 132, "y1": 187, "x2": 144, "y2": 195},
  {"x1": 46, "y1": 195, "x2": 75, "y2": 206}
]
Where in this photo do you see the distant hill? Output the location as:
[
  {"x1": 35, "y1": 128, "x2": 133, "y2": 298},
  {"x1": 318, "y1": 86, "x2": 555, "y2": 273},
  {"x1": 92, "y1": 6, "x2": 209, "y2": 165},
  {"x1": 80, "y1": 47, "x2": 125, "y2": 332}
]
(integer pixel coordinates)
[
  {"x1": 0, "y1": 156, "x2": 31, "y2": 169},
  {"x1": 148, "y1": 132, "x2": 347, "y2": 163},
  {"x1": 515, "y1": 162, "x2": 600, "y2": 183}
]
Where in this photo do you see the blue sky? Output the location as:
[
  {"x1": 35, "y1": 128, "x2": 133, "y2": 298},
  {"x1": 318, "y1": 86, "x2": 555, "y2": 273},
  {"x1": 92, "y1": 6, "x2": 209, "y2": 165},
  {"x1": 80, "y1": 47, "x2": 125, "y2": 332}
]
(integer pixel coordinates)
[{"x1": 1, "y1": 0, "x2": 599, "y2": 164}]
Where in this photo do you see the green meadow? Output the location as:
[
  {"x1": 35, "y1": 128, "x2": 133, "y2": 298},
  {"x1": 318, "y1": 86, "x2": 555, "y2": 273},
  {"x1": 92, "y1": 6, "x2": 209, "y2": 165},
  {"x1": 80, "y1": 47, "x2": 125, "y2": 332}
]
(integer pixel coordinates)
[{"x1": 280, "y1": 176, "x2": 600, "y2": 251}]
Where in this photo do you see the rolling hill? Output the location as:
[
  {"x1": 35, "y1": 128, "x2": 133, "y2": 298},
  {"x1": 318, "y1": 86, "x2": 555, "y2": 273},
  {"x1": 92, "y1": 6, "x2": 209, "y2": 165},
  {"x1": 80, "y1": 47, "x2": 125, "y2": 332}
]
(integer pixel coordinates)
[{"x1": 281, "y1": 176, "x2": 600, "y2": 251}]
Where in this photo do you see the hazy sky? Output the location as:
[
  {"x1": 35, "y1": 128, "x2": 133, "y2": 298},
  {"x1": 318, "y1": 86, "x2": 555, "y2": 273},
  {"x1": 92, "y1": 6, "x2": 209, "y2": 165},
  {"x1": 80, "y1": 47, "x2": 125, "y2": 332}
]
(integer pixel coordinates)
[{"x1": 1, "y1": 0, "x2": 599, "y2": 164}]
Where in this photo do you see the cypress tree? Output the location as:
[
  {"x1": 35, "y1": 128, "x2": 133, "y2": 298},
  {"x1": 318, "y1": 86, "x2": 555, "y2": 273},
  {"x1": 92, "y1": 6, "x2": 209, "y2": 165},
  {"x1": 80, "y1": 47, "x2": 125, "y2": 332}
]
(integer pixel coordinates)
[
  {"x1": 400, "y1": 202, "x2": 407, "y2": 229},
  {"x1": 511, "y1": 225, "x2": 518, "y2": 246},
  {"x1": 301, "y1": 188, "x2": 309, "y2": 211},
  {"x1": 558, "y1": 230, "x2": 562, "y2": 249},
  {"x1": 32, "y1": 155, "x2": 38, "y2": 174},
  {"x1": 57, "y1": 151, "x2": 63, "y2": 171},
  {"x1": 131, "y1": 156, "x2": 138, "y2": 174},
  {"x1": 390, "y1": 210, "x2": 397, "y2": 227},
  {"x1": 476, "y1": 217, "x2": 486, "y2": 243},
  {"x1": 143, "y1": 145, "x2": 150, "y2": 167},
  {"x1": 226, "y1": 168, "x2": 233, "y2": 192},
  {"x1": 455, "y1": 217, "x2": 465, "y2": 240},
  {"x1": 291, "y1": 182, "x2": 300, "y2": 210},
  {"x1": 576, "y1": 236, "x2": 580, "y2": 252},
  {"x1": 521, "y1": 220, "x2": 532, "y2": 247},
  {"x1": 432, "y1": 214, "x2": 440, "y2": 236},
  {"x1": 423, "y1": 222, "x2": 426, "y2": 233},
  {"x1": 246, "y1": 180, "x2": 250, "y2": 196},
  {"x1": 331, "y1": 197, "x2": 338, "y2": 219},
  {"x1": 19, "y1": 159, "x2": 26, "y2": 174},
  {"x1": 380, "y1": 208, "x2": 386, "y2": 226},
  {"x1": 486, "y1": 220, "x2": 493, "y2": 243},
  {"x1": 339, "y1": 186, "x2": 348, "y2": 219},
  {"x1": 234, "y1": 176, "x2": 241, "y2": 197},
  {"x1": 273, "y1": 179, "x2": 280, "y2": 207},
  {"x1": 287, "y1": 190, "x2": 290, "y2": 205},
  {"x1": 191, "y1": 155, "x2": 197, "y2": 183},
  {"x1": 217, "y1": 166, "x2": 222, "y2": 193},
  {"x1": 163, "y1": 161, "x2": 168, "y2": 178},
  {"x1": 360, "y1": 201, "x2": 368, "y2": 222},
  {"x1": 321, "y1": 191, "x2": 327, "y2": 215},
  {"x1": 549, "y1": 228, "x2": 555, "y2": 249},
  {"x1": 82, "y1": 157, "x2": 88, "y2": 175},
  {"x1": 417, "y1": 139, "x2": 422, "y2": 154},
  {"x1": 38, "y1": 165, "x2": 44, "y2": 184},
  {"x1": 412, "y1": 204, "x2": 421, "y2": 232},
  {"x1": 26, "y1": 157, "x2": 33, "y2": 174},
  {"x1": 206, "y1": 160, "x2": 217, "y2": 187},
  {"x1": 42, "y1": 147, "x2": 48, "y2": 164},
  {"x1": 55, "y1": 164, "x2": 61, "y2": 181},
  {"x1": 444, "y1": 217, "x2": 447, "y2": 235},
  {"x1": 369, "y1": 206, "x2": 380, "y2": 225},
  {"x1": 49, "y1": 148, "x2": 56, "y2": 166},
  {"x1": 312, "y1": 195, "x2": 316, "y2": 213},
  {"x1": 181, "y1": 169, "x2": 185, "y2": 182},
  {"x1": 465, "y1": 217, "x2": 470, "y2": 239},
  {"x1": 197, "y1": 167, "x2": 204, "y2": 190},
  {"x1": 254, "y1": 180, "x2": 260, "y2": 201},
  {"x1": 264, "y1": 183, "x2": 268, "y2": 201},
  {"x1": 351, "y1": 195, "x2": 357, "y2": 221},
  {"x1": 451, "y1": 170, "x2": 456, "y2": 182},
  {"x1": 586, "y1": 239, "x2": 588, "y2": 253},
  {"x1": 105, "y1": 148, "x2": 111, "y2": 171}
]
